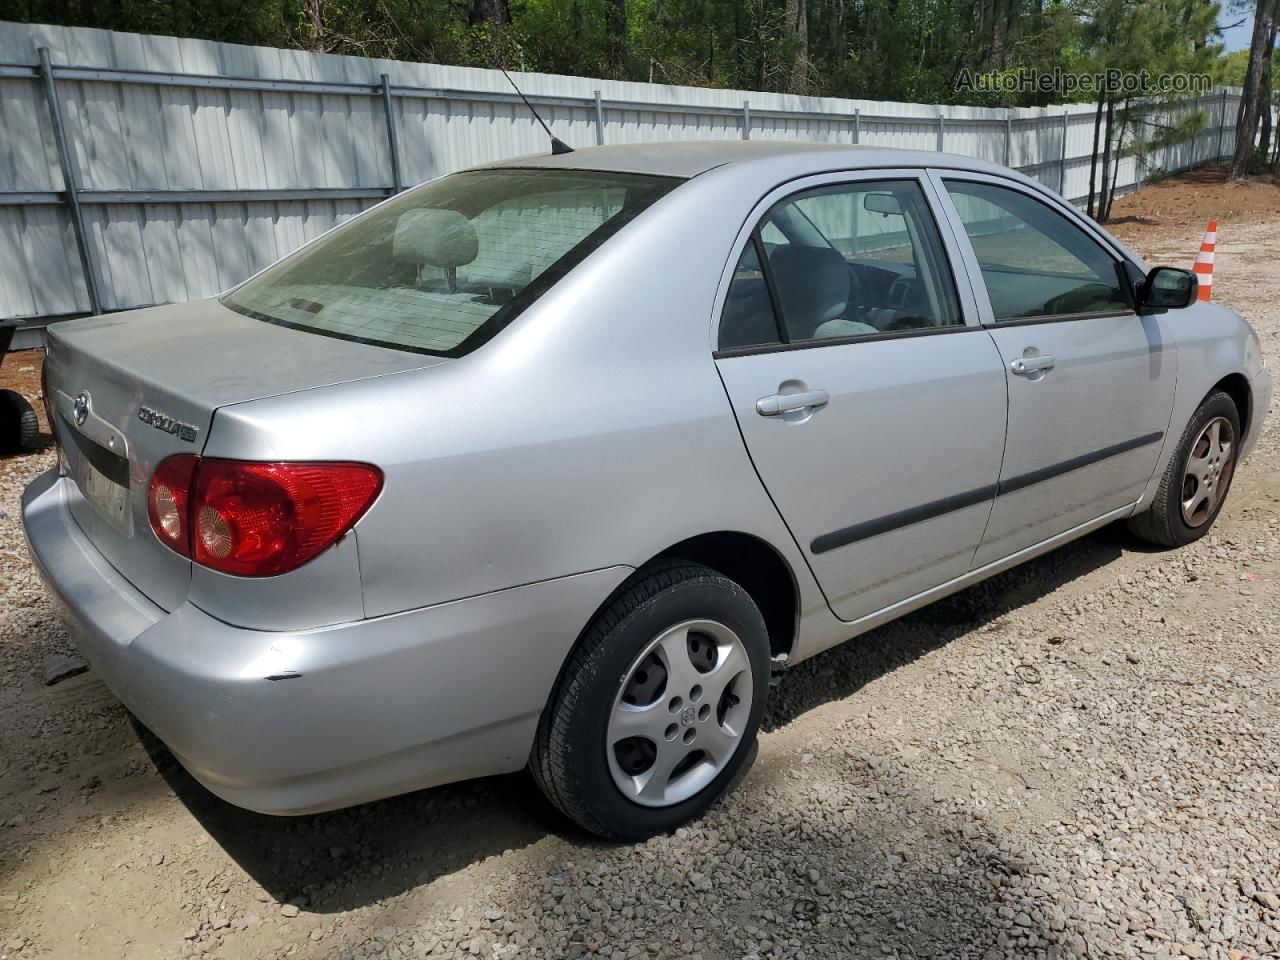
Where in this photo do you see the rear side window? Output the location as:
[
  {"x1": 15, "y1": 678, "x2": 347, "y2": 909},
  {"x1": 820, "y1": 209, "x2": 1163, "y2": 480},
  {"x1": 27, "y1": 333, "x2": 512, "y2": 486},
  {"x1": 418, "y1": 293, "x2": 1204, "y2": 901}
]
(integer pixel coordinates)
[
  {"x1": 719, "y1": 240, "x2": 782, "y2": 350},
  {"x1": 224, "y1": 169, "x2": 680, "y2": 357},
  {"x1": 718, "y1": 179, "x2": 961, "y2": 351},
  {"x1": 943, "y1": 180, "x2": 1130, "y2": 321}
]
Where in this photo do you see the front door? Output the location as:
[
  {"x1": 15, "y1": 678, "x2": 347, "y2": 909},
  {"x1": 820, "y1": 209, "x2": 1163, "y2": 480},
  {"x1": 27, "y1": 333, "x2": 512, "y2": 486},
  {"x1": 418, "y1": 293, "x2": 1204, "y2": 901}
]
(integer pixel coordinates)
[
  {"x1": 934, "y1": 174, "x2": 1177, "y2": 567},
  {"x1": 714, "y1": 173, "x2": 1008, "y2": 622}
]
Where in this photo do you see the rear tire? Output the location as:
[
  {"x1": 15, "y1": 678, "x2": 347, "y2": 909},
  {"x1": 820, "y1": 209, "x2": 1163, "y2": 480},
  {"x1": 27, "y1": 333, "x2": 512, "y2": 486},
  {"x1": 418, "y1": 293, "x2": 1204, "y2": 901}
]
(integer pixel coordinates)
[
  {"x1": 0, "y1": 389, "x2": 39, "y2": 454},
  {"x1": 531, "y1": 562, "x2": 769, "y2": 840},
  {"x1": 1127, "y1": 390, "x2": 1240, "y2": 548}
]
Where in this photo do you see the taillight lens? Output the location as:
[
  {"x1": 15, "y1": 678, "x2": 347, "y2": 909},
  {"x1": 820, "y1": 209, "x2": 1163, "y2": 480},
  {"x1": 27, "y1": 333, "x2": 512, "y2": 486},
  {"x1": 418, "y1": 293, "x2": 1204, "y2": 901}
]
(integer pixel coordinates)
[
  {"x1": 148, "y1": 457, "x2": 382, "y2": 577},
  {"x1": 148, "y1": 455, "x2": 198, "y2": 555}
]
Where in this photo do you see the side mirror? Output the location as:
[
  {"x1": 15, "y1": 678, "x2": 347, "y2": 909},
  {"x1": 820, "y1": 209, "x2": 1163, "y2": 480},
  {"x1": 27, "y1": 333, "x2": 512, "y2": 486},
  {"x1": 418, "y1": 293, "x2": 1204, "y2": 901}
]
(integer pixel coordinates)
[{"x1": 1139, "y1": 266, "x2": 1197, "y2": 310}]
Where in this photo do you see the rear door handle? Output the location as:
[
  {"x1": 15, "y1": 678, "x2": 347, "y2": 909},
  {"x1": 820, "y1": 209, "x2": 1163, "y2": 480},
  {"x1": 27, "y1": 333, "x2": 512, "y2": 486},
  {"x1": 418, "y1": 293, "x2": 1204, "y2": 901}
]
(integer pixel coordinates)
[
  {"x1": 1009, "y1": 355, "x2": 1057, "y2": 376},
  {"x1": 756, "y1": 389, "x2": 830, "y2": 417}
]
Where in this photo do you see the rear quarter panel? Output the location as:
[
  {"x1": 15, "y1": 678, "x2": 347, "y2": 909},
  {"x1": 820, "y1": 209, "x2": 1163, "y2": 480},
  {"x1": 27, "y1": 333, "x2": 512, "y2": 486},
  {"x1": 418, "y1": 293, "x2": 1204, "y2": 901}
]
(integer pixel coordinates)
[{"x1": 204, "y1": 163, "x2": 831, "y2": 638}]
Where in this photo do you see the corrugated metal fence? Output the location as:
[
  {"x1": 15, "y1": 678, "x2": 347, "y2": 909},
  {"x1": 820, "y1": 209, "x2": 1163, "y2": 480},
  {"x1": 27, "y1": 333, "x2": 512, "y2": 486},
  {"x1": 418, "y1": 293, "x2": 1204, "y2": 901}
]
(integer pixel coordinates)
[{"x1": 0, "y1": 20, "x2": 1242, "y2": 328}]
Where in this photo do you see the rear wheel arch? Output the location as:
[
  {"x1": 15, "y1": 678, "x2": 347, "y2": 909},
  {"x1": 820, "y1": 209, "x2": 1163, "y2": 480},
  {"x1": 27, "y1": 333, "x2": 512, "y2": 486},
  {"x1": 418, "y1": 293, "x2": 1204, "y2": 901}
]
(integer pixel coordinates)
[
  {"x1": 536, "y1": 532, "x2": 797, "y2": 753},
  {"x1": 650, "y1": 531, "x2": 799, "y2": 662}
]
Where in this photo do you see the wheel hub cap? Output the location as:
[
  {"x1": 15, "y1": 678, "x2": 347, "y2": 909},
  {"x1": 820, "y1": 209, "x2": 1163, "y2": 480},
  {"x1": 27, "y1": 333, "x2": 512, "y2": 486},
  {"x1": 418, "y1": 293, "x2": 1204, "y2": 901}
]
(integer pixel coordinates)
[
  {"x1": 606, "y1": 619, "x2": 753, "y2": 808},
  {"x1": 1180, "y1": 415, "x2": 1235, "y2": 528}
]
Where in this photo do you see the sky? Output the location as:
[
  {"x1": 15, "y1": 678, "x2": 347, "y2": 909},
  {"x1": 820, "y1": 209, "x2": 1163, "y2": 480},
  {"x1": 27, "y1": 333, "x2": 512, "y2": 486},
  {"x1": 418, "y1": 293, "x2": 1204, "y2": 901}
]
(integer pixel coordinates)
[{"x1": 1218, "y1": 5, "x2": 1253, "y2": 52}]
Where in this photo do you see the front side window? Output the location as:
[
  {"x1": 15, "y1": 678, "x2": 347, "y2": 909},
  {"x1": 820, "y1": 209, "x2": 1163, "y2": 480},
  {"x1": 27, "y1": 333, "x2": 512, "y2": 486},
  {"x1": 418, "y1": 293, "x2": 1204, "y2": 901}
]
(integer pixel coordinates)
[
  {"x1": 943, "y1": 180, "x2": 1130, "y2": 322},
  {"x1": 718, "y1": 179, "x2": 962, "y2": 351},
  {"x1": 224, "y1": 169, "x2": 680, "y2": 357}
]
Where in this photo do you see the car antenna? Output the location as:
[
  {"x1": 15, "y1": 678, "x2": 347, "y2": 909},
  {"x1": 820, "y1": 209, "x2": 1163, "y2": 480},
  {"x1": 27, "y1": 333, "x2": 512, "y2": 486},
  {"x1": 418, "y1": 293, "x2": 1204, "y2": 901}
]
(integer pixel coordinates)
[{"x1": 498, "y1": 65, "x2": 574, "y2": 155}]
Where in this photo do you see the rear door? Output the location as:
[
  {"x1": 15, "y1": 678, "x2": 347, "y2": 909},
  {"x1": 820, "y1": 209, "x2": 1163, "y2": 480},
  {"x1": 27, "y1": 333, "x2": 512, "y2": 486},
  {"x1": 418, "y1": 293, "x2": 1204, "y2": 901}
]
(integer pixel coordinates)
[
  {"x1": 713, "y1": 172, "x2": 1009, "y2": 623},
  {"x1": 932, "y1": 173, "x2": 1177, "y2": 567}
]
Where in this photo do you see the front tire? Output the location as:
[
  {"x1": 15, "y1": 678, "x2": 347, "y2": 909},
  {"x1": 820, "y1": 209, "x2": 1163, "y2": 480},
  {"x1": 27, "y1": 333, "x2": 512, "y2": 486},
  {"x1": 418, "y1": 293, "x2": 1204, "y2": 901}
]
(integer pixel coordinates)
[
  {"x1": 1128, "y1": 390, "x2": 1241, "y2": 548},
  {"x1": 531, "y1": 562, "x2": 769, "y2": 840}
]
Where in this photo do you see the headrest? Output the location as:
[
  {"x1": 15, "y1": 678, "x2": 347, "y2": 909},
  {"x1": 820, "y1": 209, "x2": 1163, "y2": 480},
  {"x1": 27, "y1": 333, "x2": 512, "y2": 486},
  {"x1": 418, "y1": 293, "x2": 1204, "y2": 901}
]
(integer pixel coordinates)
[
  {"x1": 393, "y1": 208, "x2": 479, "y2": 269},
  {"x1": 768, "y1": 245, "x2": 850, "y2": 337}
]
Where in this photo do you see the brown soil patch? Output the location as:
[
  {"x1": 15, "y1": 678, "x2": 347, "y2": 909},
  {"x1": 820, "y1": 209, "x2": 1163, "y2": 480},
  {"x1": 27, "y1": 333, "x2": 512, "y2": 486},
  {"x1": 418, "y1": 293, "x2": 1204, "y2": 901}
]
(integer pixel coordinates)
[{"x1": 1106, "y1": 163, "x2": 1280, "y2": 230}]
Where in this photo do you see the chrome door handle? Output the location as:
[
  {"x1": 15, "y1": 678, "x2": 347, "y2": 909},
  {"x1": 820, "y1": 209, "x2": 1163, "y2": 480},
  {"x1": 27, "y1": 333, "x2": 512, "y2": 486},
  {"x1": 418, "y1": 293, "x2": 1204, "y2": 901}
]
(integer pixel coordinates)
[
  {"x1": 1009, "y1": 355, "x2": 1057, "y2": 376},
  {"x1": 756, "y1": 389, "x2": 830, "y2": 417}
]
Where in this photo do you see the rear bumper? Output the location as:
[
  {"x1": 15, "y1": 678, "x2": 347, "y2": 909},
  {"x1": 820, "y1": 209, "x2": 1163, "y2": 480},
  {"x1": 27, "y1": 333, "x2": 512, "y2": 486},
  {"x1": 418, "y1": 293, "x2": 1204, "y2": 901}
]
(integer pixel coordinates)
[{"x1": 22, "y1": 469, "x2": 629, "y2": 814}]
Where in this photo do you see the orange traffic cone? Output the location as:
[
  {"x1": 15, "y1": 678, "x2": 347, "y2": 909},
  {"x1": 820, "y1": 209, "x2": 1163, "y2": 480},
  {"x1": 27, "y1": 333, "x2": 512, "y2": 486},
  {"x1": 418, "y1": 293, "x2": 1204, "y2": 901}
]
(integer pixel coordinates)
[{"x1": 1193, "y1": 220, "x2": 1216, "y2": 302}]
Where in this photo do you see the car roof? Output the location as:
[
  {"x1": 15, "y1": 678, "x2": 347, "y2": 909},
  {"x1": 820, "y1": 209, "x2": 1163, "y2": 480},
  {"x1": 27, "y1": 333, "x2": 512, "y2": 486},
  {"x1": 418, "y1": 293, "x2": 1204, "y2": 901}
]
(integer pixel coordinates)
[
  {"x1": 477, "y1": 139, "x2": 1016, "y2": 181},
  {"x1": 474, "y1": 138, "x2": 1151, "y2": 271}
]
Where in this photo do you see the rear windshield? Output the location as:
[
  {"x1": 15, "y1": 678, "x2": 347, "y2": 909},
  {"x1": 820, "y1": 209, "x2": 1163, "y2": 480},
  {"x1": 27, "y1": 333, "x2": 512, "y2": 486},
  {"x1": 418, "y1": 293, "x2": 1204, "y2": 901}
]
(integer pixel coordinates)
[{"x1": 222, "y1": 169, "x2": 680, "y2": 357}]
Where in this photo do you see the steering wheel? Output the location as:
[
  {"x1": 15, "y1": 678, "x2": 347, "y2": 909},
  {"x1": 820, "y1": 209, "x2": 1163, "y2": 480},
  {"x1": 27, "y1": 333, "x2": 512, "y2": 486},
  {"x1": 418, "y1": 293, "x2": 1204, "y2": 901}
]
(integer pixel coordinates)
[{"x1": 1042, "y1": 283, "x2": 1118, "y2": 316}]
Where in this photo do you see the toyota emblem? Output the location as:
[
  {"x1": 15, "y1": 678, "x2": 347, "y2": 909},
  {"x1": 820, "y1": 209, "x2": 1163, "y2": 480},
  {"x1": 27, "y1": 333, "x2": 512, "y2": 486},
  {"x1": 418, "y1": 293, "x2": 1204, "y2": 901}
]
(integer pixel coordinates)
[{"x1": 72, "y1": 391, "x2": 90, "y2": 426}]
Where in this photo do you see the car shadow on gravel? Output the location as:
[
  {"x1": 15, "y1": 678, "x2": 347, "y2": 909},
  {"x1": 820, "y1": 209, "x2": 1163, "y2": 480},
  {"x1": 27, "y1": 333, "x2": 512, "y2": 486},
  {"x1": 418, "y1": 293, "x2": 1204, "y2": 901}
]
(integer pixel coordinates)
[
  {"x1": 763, "y1": 523, "x2": 1129, "y2": 730},
  {"x1": 87, "y1": 523, "x2": 1127, "y2": 915},
  {"x1": 139, "y1": 720, "x2": 1066, "y2": 957},
  {"x1": 131, "y1": 716, "x2": 577, "y2": 913}
]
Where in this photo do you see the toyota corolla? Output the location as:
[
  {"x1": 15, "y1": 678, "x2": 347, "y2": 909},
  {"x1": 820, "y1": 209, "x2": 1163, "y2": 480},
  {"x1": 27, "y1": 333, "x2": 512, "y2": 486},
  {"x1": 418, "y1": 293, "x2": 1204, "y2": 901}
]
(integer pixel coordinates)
[{"x1": 23, "y1": 141, "x2": 1271, "y2": 839}]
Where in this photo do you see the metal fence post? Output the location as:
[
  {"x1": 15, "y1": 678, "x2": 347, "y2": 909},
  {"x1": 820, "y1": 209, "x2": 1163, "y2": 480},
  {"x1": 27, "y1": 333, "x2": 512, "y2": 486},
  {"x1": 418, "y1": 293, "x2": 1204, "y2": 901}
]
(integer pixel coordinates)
[
  {"x1": 594, "y1": 90, "x2": 605, "y2": 145},
  {"x1": 1216, "y1": 89, "x2": 1228, "y2": 160},
  {"x1": 37, "y1": 47, "x2": 102, "y2": 316},
  {"x1": 937, "y1": 114, "x2": 945, "y2": 152},
  {"x1": 380, "y1": 74, "x2": 403, "y2": 194},
  {"x1": 742, "y1": 101, "x2": 751, "y2": 140},
  {"x1": 1004, "y1": 112, "x2": 1012, "y2": 167},
  {"x1": 852, "y1": 108, "x2": 860, "y2": 144},
  {"x1": 1059, "y1": 112, "x2": 1069, "y2": 195}
]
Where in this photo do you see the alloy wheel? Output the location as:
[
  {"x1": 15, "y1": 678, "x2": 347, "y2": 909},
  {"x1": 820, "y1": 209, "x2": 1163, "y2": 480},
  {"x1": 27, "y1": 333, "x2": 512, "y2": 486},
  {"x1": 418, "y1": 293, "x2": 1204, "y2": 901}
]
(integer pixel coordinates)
[
  {"x1": 605, "y1": 619, "x2": 753, "y2": 808},
  {"x1": 1181, "y1": 415, "x2": 1236, "y2": 528}
]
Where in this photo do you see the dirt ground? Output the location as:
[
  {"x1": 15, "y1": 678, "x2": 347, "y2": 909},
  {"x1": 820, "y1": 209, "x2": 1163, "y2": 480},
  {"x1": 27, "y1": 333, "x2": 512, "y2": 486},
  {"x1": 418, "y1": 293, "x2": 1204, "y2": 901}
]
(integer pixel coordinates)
[
  {"x1": 1, "y1": 166, "x2": 1278, "y2": 960},
  {"x1": 1108, "y1": 164, "x2": 1280, "y2": 227}
]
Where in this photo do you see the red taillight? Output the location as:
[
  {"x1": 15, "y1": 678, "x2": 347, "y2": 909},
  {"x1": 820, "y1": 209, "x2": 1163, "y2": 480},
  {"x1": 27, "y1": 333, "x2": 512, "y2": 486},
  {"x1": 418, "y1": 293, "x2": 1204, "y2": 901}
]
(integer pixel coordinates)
[
  {"x1": 148, "y1": 457, "x2": 382, "y2": 577},
  {"x1": 148, "y1": 455, "x2": 199, "y2": 555}
]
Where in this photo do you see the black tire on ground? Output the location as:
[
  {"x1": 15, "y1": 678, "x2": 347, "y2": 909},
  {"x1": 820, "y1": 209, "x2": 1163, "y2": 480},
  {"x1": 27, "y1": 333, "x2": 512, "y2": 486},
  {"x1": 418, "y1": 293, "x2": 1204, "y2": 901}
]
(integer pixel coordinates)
[
  {"x1": 1127, "y1": 389, "x2": 1241, "y2": 548},
  {"x1": 0, "y1": 388, "x2": 39, "y2": 454},
  {"x1": 531, "y1": 561, "x2": 770, "y2": 840}
]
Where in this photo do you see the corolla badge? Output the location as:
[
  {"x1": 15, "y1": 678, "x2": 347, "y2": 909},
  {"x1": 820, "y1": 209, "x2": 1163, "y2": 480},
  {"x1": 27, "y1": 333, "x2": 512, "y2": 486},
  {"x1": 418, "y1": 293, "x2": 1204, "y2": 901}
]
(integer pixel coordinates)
[
  {"x1": 138, "y1": 406, "x2": 199, "y2": 443},
  {"x1": 72, "y1": 391, "x2": 90, "y2": 426}
]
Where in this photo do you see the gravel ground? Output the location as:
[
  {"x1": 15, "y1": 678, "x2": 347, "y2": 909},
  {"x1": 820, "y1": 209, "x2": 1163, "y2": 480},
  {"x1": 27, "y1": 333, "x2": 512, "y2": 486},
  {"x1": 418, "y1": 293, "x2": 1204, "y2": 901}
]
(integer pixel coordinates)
[{"x1": 1, "y1": 183, "x2": 1278, "y2": 960}]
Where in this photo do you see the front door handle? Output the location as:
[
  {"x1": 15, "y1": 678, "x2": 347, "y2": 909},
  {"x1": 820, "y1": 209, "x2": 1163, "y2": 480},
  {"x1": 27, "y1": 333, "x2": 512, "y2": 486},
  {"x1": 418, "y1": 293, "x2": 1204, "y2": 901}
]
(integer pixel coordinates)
[
  {"x1": 1009, "y1": 355, "x2": 1057, "y2": 376},
  {"x1": 756, "y1": 389, "x2": 830, "y2": 417}
]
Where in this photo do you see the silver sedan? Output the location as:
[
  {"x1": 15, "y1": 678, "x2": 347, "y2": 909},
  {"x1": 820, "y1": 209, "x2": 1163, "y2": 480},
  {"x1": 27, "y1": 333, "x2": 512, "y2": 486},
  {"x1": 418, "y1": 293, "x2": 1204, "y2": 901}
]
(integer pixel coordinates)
[{"x1": 22, "y1": 141, "x2": 1272, "y2": 839}]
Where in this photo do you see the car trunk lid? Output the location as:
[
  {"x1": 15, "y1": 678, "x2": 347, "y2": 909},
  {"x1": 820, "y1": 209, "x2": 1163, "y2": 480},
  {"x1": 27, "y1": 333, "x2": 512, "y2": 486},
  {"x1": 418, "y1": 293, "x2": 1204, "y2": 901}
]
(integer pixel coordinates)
[{"x1": 44, "y1": 299, "x2": 441, "y2": 612}]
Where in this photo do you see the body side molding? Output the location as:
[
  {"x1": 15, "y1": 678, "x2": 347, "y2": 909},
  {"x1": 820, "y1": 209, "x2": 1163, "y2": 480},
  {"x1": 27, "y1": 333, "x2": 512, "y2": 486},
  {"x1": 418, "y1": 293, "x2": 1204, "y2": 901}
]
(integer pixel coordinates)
[{"x1": 810, "y1": 431, "x2": 1163, "y2": 555}]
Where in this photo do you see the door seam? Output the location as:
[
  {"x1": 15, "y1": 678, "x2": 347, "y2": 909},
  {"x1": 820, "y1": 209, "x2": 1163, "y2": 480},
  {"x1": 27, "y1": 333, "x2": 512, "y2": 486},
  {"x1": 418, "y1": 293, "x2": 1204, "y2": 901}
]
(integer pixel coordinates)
[
  {"x1": 969, "y1": 325, "x2": 1011, "y2": 570},
  {"x1": 710, "y1": 362, "x2": 838, "y2": 613}
]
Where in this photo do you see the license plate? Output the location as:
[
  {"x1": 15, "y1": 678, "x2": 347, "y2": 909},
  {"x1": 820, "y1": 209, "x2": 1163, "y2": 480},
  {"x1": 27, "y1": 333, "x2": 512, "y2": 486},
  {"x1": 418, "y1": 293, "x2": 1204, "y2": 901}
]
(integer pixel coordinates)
[{"x1": 81, "y1": 458, "x2": 129, "y2": 527}]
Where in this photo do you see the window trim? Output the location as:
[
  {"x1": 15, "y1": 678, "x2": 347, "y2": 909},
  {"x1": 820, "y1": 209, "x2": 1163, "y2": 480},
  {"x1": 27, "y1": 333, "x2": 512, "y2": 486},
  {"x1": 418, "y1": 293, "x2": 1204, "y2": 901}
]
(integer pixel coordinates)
[
  {"x1": 751, "y1": 229, "x2": 791, "y2": 345},
  {"x1": 713, "y1": 321, "x2": 980, "y2": 360},
  {"x1": 712, "y1": 171, "x2": 976, "y2": 357},
  {"x1": 929, "y1": 170, "x2": 1139, "y2": 328}
]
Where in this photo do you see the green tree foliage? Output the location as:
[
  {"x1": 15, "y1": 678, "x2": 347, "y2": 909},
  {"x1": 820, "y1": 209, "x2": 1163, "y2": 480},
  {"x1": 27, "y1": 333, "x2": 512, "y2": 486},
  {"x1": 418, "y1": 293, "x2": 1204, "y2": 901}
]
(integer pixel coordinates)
[
  {"x1": 8, "y1": 0, "x2": 1227, "y2": 107},
  {"x1": 1053, "y1": 0, "x2": 1221, "y2": 218}
]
